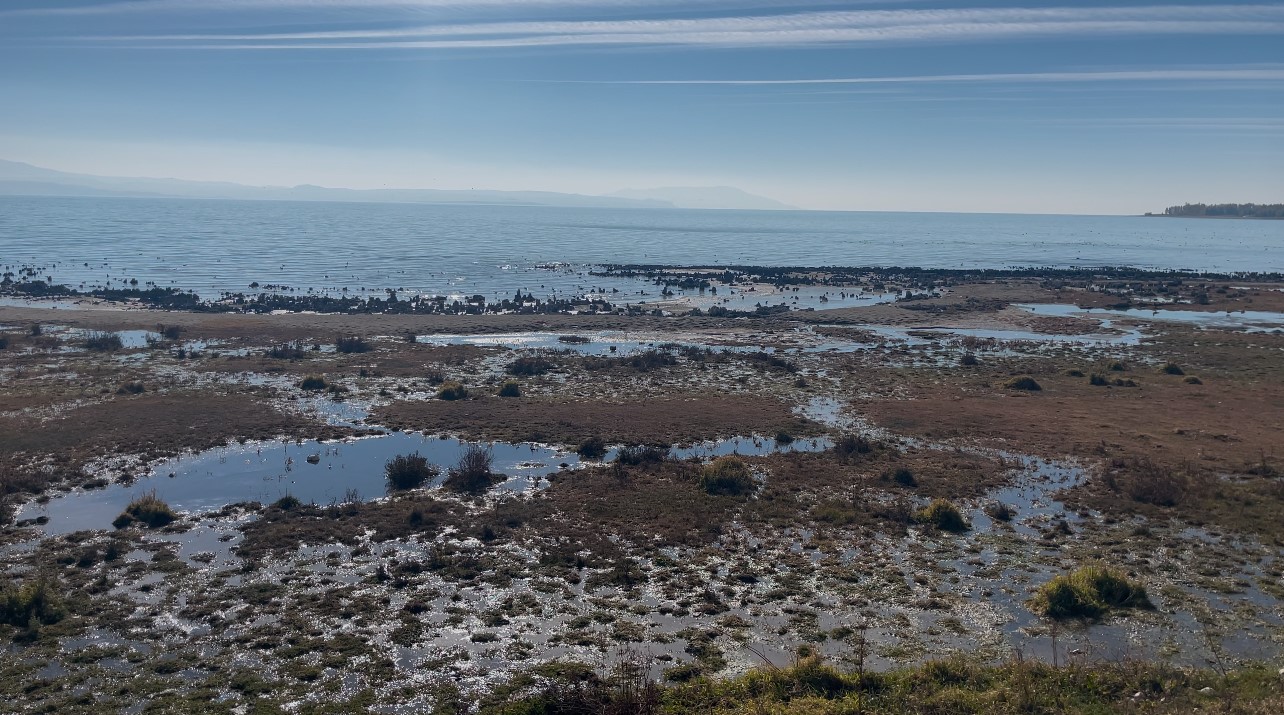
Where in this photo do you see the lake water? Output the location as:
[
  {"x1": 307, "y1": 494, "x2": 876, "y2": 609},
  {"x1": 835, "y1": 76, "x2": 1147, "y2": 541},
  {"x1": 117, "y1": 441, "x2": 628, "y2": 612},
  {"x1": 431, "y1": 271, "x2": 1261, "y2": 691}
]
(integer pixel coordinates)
[{"x1": 2, "y1": 196, "x2": 1281, "y2": 301}]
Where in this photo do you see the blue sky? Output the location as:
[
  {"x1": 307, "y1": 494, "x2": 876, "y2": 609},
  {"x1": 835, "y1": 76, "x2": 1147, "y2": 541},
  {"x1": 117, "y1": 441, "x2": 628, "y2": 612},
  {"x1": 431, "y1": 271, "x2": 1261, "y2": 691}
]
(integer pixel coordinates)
[{"x1": 1, "y1": 0, "x2": 1281, "y2": 213}]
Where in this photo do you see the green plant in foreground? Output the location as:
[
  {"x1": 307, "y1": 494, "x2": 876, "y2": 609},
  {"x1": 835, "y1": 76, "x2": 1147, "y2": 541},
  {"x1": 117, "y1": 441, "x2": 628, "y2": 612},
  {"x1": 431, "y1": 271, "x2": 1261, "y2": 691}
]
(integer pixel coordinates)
[
  {"x1": 914, "y1": 498, "x2": 969, "y2": 532},
  {"x1": 0, "y1": 576, "x2": 65, "y2": 628},
  {"x1": 112, "y1": 491, "x2": 177, "y2": 529},
  {"x1": 699, "y1": 456, "x2": 755, "y2": 496},
  {"x1": 437, "y1": 380, "x2": 469, "y2": 400},
  {"x1": 1030, "y1": 565, "x2": 1152, "y2": 620}
]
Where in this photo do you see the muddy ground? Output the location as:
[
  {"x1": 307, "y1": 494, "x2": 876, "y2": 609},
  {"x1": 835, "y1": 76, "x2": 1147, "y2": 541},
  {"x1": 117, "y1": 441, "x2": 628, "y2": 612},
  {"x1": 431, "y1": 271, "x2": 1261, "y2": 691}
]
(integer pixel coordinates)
[{"x1": 1, "y1": 275, "x2": 1282, "y2": 713}]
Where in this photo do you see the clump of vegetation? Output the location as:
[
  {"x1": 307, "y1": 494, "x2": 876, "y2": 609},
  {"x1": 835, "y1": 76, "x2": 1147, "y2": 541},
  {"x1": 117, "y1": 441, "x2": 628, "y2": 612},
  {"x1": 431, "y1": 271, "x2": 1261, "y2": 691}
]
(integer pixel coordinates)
[
  {"x1": 774, "y1": 431, "x2": 795, "y2": 445},
  {"x1": 1030, "y1": 565, "x2": 1152, "y2": 620},
  {"x1": 1113, "y1": 377, "x2": 1137, "y2": 387},
  {"x1": 1003, "y1": 375, "x2": 1041, "y2": 391},
  {"x1": 0, "y1": 335, "x2": 9, "y2": 350},
  {"x1": 557, "y1": 335, "x2": 591, "y2": 344},
  {"x1": 1160, "y1": 362, "x2": 1185, "y2": 375},
  {"x1": 507, "y1": 356, "x2": 554, "y2": 376},
  {"x1": 437, "y1": 381, "x2": 469, "y2": 400},
  {"x1": 1106, "y1": 360, "x2": 1127, "y2": 372},
  {"x1": 833, "y1": 434, "x2": 876, "y2": 462},
  {"x1": 112, "y1": 491, "x2": 177, "y2": 529},
  {"x1": 84, "y1": 331, "x2": 124, "y2": 352},
  {"x1": 272, "y1": 495, "x2": 302, "y2": 510},
  {"x1": 699, "y1": 456, "x2": 755, "y2": 496},
  {"x1": 385, "y1": 452, "x2": 438, "y2": 490},
  {"x1": 1064, "y1": 368, "x2": 1085, "y2": 377},
  {"x1": 1, "y1": 576, "x2": 65, "y2": 629},
  {"x1": 914, "y1": 498, "x2": 969, "y2": 533},
  {"x1": 1108, "y1": 458, "x2": 1189, "y2": 507},
  {"x1": 1184, "y1": 375, "x2": 1203, "y2": 385},
  {"x1": 115, "y1": 381, "x2": 145, "y2": 395},
  {"x1": 984, "y1": 501, "x2": 1015, "y2": 522},
  {"x1": 888, "y1": 466, "x2": 917, "y2": 487},
  {"x1": 443, "y1": 444, "x2": 496, "y2": 494},
  {"x1": 299, "y1": 374, "x2": 328, "y2": 391},
  {"x1": 959, "y1": 353, "x2": 979, "y2": 366},
  {"x1": 497, "y1": 380, "x2": 521, "y2": 398},
  {"x1": 158, "y1": 324, "x2": 184, "y2": 340},
  {"x1": 615, "y1": 445, "x2": 668, "y2": 466},
  {"x1": 267, "y1": 341, "x2": 306, "y2": 359},
  {"x1": 335, "y1": 335, "x2": 371, "y2": 353},
  {"x1": 1089, "y1": 373, "x2": 1108, "y2": 386},
  {"x1": 577, "y1": 436, "x2": 608, "y2": 459}
]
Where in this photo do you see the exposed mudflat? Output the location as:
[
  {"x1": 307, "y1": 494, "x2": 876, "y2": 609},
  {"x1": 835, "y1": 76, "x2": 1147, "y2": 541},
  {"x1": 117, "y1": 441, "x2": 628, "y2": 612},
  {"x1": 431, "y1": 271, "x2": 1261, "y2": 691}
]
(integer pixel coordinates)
[{"x1": 2, "y1": 273, "x2": 1283, "y2": 713}]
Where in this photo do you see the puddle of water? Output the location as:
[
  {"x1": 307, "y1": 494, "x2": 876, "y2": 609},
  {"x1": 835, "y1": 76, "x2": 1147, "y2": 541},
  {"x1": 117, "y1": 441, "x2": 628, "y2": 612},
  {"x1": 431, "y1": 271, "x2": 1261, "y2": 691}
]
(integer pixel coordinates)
[
  {"x1": 1020, "y1": 303, "x2": 1284, "y2": 331},
  {"x1": 18, "y1": 430, "x2": 831, "y2": 534}
]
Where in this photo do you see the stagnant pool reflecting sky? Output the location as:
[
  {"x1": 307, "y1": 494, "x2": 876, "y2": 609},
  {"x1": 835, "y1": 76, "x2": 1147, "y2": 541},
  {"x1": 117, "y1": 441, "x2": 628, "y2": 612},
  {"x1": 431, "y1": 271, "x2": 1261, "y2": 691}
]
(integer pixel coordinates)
[{"x1": 0, "y1": 1, "x2": 1281, "y2": 213}]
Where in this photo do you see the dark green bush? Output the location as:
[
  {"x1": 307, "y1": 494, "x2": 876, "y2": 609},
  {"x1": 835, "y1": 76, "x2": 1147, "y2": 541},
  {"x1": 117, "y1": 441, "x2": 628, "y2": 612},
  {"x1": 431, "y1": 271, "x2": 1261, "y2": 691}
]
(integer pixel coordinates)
[
  {"x1": 385, "y1": 452, "x2": 438, "y2": 490},
  {"x1": 273, "y1": 495, "x2": 302, "y2": 510},
  {"x1": 113, "y1": 492, "x2": 177, "y2": 529},
  {"x1": 507, "y1": 356, "x2": 553, "y2": 376},
  {"x1": 699, "y1": 457, "x2": 755, "y2": 496},
  {"x1": 1, "y1": 576, "x2": 65, "y2": 628},
  {"x1": 615, "y1": 445, "x2": 668, "y2": 466},
  {"x1": 1089, "y1": 373, "x2": 1108, "y2": 386},
  {"x1": 577, "y1": 436, "x2": 608, "y2": 459},
  {"x1": 1030, "y1": 565, "x2": 1151, "y2": 620},
  {"x1": 115, "y1": 381, "x2": 145, "y2": 395},
  {"x1": 443, "y1": 445, "x2": 496, "y2": 494},
  {"x1": 914, "y1": 498, "x2": 969, "y2": 533},
  {"x1": 437, "y1": 381, "x2": 468, "y2": 400},
  {"x1": 334, "y1": 336, "x2": 370, "y2": 353},
  {"x1": 299, "y1": 374, "x2": 328, "y2": 391},
  {"x1": 84, "y1": 331, "x2": 124, "y2": 352},
  {"x1": 497, "y1": 380, "x2": 521, "y2": 398},
  {"x1": 1003, "y1": 376, "x2": 1041, "y2": 391},
  {"x1": 1160, "y1": 362, "x2": 1185, "y2": 375}
]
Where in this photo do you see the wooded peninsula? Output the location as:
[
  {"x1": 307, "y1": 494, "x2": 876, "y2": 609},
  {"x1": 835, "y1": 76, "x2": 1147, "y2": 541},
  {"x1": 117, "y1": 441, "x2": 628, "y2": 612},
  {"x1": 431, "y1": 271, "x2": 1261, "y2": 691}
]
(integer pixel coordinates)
[{"x1": 1150, "y1": 202, "x2": 1284, "y2": 218}]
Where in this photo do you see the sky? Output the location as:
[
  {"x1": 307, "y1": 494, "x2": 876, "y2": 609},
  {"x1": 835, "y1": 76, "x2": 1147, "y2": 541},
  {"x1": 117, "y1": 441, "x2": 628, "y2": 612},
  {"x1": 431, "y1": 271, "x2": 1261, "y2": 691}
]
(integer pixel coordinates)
[{"x1": 0, "y1": 0, "x2": 1281, "y2": 213}]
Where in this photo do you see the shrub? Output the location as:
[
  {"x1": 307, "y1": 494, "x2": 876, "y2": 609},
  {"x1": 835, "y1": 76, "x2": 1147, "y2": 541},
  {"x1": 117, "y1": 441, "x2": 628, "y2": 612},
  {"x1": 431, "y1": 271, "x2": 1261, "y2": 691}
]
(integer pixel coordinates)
[
  {"x1": 984, "y1": 501, "x2": 1015, "y2": 522},
  {"x1": 0, "y1": 336, "x2": 8, "y2": 350},
  {"x1": 1117, "y1": 459, "x2": 1188, "y2": 507},
  {"x1": 1003, "y1": 376, "x2": 1041, "y2": 391},
  {"x1": 113, "y1": 491, "x2": 177, "y2": 529},
  {"x1": 267, "y1": 341, "x2": 306, "y2": 359},
  {"x1": 774, "y1": 431, "x2": 795, "y2": 445},
  {"x1": 833, "y1": 434, "x2": 875, "y2": 461},
  {"x1": 699, "y1": 457, "x2": 755, "y2": 496},
  {"x1": 959, "y1": 353, "x2": 979, "y2": 366},
  {"x1": 889, "y1": 466, "x2": 916, "y2": 487},
  {"x1": 1160, "y1": 362, "x2": 1185, "y2": 375},
  {"x1": 437, "y1": 381, "x2": 469, "y2": 400},
  {"x1": 577, "y1": 436, "x2": 608, "y2": 459},
  {"x1": 335, "y1": 336, "x2": 371, "y2": 354},
  {"x1": 299, "y1": 374, "x2": 328, "y2": 391},
  {"x1": 507, "y1": 356, "x2": 553, "y2": 376},
  {"x1": 1106, "y1": 360, "x2": 1127, "y2": 372},
  {"x1": 272, "y1": 495, "x2": 302, "y2": 510},
  {"x1": 497, "y1": 380, "x2": 521, "y2": 398},
  {"x1": 84, "y1": 331, "x2": 124, "y2": 352},
  {"x1": 115, "y1": 381, "x2": 145, "y2": 395},
  {"x1": 443, "y1": 444, "x2": 495, "y2": 494},
  {"x1": 1064, "y1": 368, "x2": 1085, "y2": 377},
  {"x1": 1089, "y1": 373, "x2": 1108, "y2": 386},
  {"x1": 557, "y1": 335, "x2": 591, "y2": 344},
  {"x1": 615, "y1": 445, "x2": 668, "y2": 466},
  {"x1": 0, "y1": 576, "x2": 65, "y2": 628},
  {"x1": 385, "y1": 452, "x2": 438, "y2": 490},
  {"x1": 1030, "y1": 565, "x2": 1151, "y2": 620},
  {"x1": 1184, "y1": 375, "x2": 1203, "y2": 385},
  {"x1": 159, "y1": 324, "x2": 184, "y2": 341},
  {"x1": 914, "y1": 499, "x2": 969, "y2": 533}
]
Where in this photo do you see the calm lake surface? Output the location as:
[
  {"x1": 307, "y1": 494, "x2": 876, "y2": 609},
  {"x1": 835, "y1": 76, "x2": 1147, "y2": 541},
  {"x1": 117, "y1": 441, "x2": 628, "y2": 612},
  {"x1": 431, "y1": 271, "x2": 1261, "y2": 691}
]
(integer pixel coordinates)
[{"x1": 2, "y1": 196, "x2": 1281, "y2": 299}]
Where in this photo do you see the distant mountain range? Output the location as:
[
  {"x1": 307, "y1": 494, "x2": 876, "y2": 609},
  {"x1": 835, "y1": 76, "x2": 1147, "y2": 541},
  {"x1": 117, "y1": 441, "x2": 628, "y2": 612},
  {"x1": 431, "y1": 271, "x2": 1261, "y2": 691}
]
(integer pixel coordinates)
[{"x1": 0, "y1": 159, "x2": 794, "y2": 211}]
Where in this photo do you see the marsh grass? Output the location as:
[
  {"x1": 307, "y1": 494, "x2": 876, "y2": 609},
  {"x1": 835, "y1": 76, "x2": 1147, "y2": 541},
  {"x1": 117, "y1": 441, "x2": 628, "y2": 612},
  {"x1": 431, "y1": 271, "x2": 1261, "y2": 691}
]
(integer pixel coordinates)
[
  {"x1": 1003, "y1": 376, "x2": 1042, "y2": 391},
  {"x1": 914, "y1": 498, "x2": 969, "y2": 533},
  {"x1": 698, "y1": 457, "x2": 755, "y2": 496},
  {"x1": 385, "y1": 452, "x2": 438, "y2": 491},
  {"x1": 84, "y1": 331, "x2": 124, "y2": 352},
  {"x1": 497, "y1": 380, "x2": 521, "y2": 398},
  {"x1": 112, "y1": 491, "x2": 177, "y2": 529},
  {"x1": 437, "y1": 381, "x2": 469, "y2": 401},
  {"x1": 1030, "y1": 565, "x2": 1152, "y2": 620}
]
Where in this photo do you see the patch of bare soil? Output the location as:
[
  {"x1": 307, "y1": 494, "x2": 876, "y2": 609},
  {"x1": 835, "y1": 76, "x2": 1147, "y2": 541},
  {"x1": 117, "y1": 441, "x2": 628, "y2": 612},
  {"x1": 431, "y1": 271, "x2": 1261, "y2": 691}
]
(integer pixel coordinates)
[
  {"x1": 0, "y1": 392, "x2": 358, "y2": 493},
  {"x1": 372, "y1": 394, "x2": 823, "y2": 446}
]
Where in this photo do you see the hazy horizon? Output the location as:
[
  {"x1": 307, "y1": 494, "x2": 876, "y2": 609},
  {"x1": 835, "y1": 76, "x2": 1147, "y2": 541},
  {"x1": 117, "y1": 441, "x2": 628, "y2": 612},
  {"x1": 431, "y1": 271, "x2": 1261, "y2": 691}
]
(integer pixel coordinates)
[{"x1": 1, "y1": 1, "x2": 1281, "y2": 214}]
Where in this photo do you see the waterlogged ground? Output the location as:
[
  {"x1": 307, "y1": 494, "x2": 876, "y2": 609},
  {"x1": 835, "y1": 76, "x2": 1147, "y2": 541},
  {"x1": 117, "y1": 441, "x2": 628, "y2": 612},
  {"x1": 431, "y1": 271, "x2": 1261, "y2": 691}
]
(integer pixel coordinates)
[{"x1": 2, "y1": 275, "x2": 1284, "y2": 712}]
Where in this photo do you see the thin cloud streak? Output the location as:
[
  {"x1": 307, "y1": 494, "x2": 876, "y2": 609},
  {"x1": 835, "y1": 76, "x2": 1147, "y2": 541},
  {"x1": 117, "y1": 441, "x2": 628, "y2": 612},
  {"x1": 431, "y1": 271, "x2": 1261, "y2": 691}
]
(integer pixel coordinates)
[
  {"x1": 4, "y1": 0, "x2": 890, "y2": 17},
  {"x1": 87, "y1": 5, "x2": 1284, "y2": 49},
  {"x1": 533, "y1": 69, "x2": 1284, "y2": 85}
]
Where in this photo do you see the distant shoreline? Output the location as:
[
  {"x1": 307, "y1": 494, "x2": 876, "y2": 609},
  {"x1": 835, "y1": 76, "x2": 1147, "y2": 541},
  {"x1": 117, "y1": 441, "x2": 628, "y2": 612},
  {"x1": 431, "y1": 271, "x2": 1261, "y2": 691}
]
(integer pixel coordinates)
[{"x1": 1144, "y1": 214, "x2": 1284, "y2": 220}]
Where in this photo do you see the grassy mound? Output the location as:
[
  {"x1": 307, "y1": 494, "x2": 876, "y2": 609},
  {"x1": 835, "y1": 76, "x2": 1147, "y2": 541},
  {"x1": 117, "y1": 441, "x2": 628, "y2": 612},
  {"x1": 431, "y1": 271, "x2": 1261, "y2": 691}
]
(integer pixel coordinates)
[
  {"x1": 112, "y1": 492, "x2": 177, "y2": 529},
  {"x1": 299, "y1": 374, "x2": 328, "y2": 391},
  {"x1": 385, "y1": 452, "x2": 438, "y2": 490},
  {"x1": 1003, "y1": 375, "x2": 1042, "y2": 391},
  {"x1": 437, "y1": 381, "x2": 469, "y2": 401},
  {"x1": 698, "y1": 456, "x2": 755, "y2": 496},
  {"x1": 497, "y1": 380, "x2": 521, "y2": 397},
  {"x1": 1030, "y1": 565, "x2": 1152, "y2": 620},
  {"x1": 914, "y1": 498, "x2": 969, "y2": 533}
]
